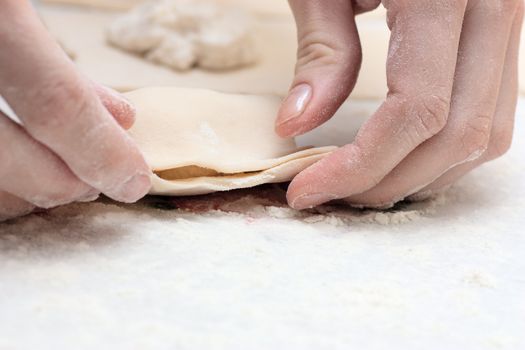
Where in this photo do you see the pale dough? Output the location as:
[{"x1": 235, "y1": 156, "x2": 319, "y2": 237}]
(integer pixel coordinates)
[
  {"x1": 38, "y1": 4, "x2": 392, "y2": 99},
  {"x1": 40, "y1": 6, "x2": 296, "y2": 96},
  {"x1": 125, "y1": 87, "x2": 336, "y2": 196},
  {"x1": 107, "y1": 0, "x2": 257, "y2": 71},
  {"x1": 38, "y1": 3, "x2": 525, "y2": 97},
  {"x1": 39, "y1": 5, "x2": 391, "y2": 99},
  {"x1": 41, "y1": 0, "x2": 293, "y2": 18}
]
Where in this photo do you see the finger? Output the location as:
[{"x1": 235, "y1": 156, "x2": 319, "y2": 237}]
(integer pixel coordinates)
[
  {"x1": 93, "y1": 83, "x2": 136, "y2": 130},
  {"x1": 345, "y1": 0, "x2": 519, "y2": 207},
  {"x1": 410, "y1": 0, "x2": 524, "y2": 200},
  {"x1": 0, "y1": 112, "x2": 97, "y2": 209},
  {"x1": 287, "y1": 0, "x2": 467, "y2": 209},
  {"x1": 352, "y1": 0, "x2": 382, "y2": 15},
  {"x1": 0, "y1": 1, "x2": 150, "y2": 203},
  {"x1": 275, "y1": 0, "x2": 362, "y2": 137},
  {"x1": 0, "y1": 191, "x2": 35, "y2": 222}
]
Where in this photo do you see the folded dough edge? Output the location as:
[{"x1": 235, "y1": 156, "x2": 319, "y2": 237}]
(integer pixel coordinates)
[{"x1": 149, "y1": 147, "x2": 335, "y2": 196}]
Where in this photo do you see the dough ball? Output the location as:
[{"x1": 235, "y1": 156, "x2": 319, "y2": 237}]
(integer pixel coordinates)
[
  {"x1": 106, "y1": 0, "x2": 258, "y2": 71},
  {"x1": 146, "y1": 34, "x2": 197, "y2": 70}
]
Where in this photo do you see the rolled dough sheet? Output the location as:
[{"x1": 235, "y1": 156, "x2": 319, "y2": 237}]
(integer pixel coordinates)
[{"x1": 125, "y1": 87, "x2": 337, "y2": 196}]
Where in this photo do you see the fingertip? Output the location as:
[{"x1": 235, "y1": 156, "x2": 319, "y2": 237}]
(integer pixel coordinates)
[
  {"x1": 276, "y1": 68, "x2": 359, "y2": 137},
  {"x1": 282, "y1": 0, "x2": 362, "y2": 138},
  {"x1": 95, "y1": 84, "x2": 136, "y2": 130},
  {"x1": 286, "y1": 159, "x2": 340, "y2": 209},
  {"x1": 105, "y1": 172, "x2": 152, "y2": 203},
  {"x1": 288, "y1": 191, "x2": 340, "y2": 210},
  {"x1": 287, "y1": 144, "x2": 369, "y2": 209},
  {"x1": 275, "y1": 121, "x2": 311, "y2": 138}
]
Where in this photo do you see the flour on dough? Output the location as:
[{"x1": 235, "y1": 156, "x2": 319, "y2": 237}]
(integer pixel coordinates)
[
  {"x1": 125, "y1": 87, "x2": 336, "y2": 196},
  {"x1": 107, "y1": 0, "x2": 257, "y2": 71}
]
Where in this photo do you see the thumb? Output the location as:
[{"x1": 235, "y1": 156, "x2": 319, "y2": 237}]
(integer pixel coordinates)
[{"x1": 276, "y1": 0, "x2": 362, "y2": 138}]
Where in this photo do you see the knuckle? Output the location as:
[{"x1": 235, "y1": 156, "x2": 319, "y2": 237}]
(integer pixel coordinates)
[
  {"x1": 296, "y1": 30, "x2": 361, "y2": 72},
  {"x1": 405, "y1": 94, "x2": 451, "y2": 139},
  {"x1": 81, "y1": 124, "x2": 129, "y2": 176},
  {"x1": 341, "y1": 144, "x2": 383, "y2": 190},
  {"x1": 457, "y1": 115, "x2": 492, "y2": 161},
  {"x1": 76, "y1": 125, "x2": 147, "y2": 194},
  {"x1": 26, "y1": 76, "x2": 93, "y2": 137}
]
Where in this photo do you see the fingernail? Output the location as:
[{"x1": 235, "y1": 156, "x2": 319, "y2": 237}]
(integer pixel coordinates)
[
  {"x1": 290, "y1": 192, "x2": 339, "y2": 210},
  {"x1": 277, "y1": 84, "x2": 312, "y2": 126},
  {"x1": 112, "y1": 173, "x2": 152, "y2": 203}
]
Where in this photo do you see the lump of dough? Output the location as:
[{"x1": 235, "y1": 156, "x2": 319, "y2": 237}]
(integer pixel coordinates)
[
  {"x1": 146, "y1": 34, "x2": 196, "y2": 71},
  {"x1": 125, "y1": 87, "x2": 337, "y2": 196},
  {"x1": 107, "y1": 0, "x2": 257, "y2": 71}
]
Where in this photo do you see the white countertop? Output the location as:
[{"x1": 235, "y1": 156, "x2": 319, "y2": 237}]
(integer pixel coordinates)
[{"x1": 0, "y1": 99, "x2": 524, "y2": 350}]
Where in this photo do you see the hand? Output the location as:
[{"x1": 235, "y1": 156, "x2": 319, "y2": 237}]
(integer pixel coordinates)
[
  {"x1": 0, "y1": 0, "x2": 151, "y2": 221},
  {"x1": 276, "y1": 0, "x2": 523, "y2": 209}
]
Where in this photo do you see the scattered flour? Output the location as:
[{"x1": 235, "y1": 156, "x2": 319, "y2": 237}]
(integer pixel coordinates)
[
  {"x1": 147, "y1": 184, "x2": 451, "y2": 225},
  {"x1": 0, "y1": 185, "x2": 450, "y2": 233}
]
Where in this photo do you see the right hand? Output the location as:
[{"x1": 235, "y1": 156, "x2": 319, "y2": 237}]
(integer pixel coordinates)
[
  {"x1": 276, "y1": 0, "x2": 523, "y2": 209},
  {"x1": 0, "y1": 0, "x2": 151, "y2": 221}
]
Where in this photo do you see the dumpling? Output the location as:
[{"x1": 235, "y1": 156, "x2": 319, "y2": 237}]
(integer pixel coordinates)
[{"x1": 125, "y1": 87, "x2": 336, "y2": 195}]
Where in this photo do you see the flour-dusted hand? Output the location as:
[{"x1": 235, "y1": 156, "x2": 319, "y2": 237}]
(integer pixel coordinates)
[
  {"x1": 0, "y1": 0, "x2": 151, "y2": 221},
  {"x1": 276, "y1": 0, "x2": 524, "y2": 209}
]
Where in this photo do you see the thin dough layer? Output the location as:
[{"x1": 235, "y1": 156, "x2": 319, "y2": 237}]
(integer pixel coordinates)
[{"x1": 125, "y1": 87, "x2": 336, "y2": 195}]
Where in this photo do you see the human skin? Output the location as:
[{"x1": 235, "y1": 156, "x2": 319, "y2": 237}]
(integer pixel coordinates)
[
  {"x1": 277, "y1": 0, "x2": 524, "y2": 209},
  {"x1": 0, "y1": 0, "x2": 151, "y2": 221}
]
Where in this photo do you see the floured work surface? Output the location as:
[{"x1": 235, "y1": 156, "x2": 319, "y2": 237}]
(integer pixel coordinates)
[{"x1": 0, "y1": 100, "x2": 524, "y2": 349}]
